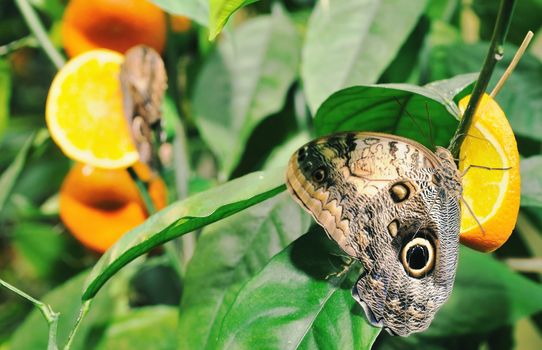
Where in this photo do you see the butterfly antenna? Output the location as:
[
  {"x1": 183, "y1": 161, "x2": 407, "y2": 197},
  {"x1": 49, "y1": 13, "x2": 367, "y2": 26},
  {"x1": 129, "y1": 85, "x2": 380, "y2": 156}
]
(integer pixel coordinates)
[
  {"x1": 460, "y1": 195, "x2": 486, "y2": 235},
  {"x1": 393, "y1": 97, "x2": 431, "y2": 146}
]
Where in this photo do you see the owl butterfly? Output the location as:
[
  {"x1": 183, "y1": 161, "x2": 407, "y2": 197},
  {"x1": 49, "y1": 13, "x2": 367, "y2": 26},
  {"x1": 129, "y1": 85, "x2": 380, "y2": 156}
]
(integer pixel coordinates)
[
  {"x1": 120, "y1": 45, "x2": 167, "y2": 169},
  {"x1": 286, "y1": 132, "x2": 462, "y2": 336}
]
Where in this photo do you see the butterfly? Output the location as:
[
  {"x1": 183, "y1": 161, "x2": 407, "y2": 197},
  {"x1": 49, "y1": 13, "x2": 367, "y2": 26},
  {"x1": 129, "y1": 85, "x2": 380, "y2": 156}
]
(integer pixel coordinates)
[
  {"x1": 285, "y1": 131, "x2": 462, "y2": 336},
  {"x1": 120, "y1": 45, "x2": 167, "y2": 170}
]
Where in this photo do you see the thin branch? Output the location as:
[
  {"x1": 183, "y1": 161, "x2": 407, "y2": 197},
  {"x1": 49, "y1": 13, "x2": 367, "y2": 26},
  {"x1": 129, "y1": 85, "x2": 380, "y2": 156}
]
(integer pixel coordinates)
[
  {"x1": 0, "y1": 278, "x2": 59, "y2": 350},
  {"x1": 63, "y1": 300, "x2": 91, "y2": 350},
  {"x1": 127, "y1": 167, "x2": 156, "y2": 215},
  {"x1": 448, "y1": 0, "x2": 516, "y2": 158},
  {"x1": 14, "y1": 0, "x2": 66, "y2": 69},
  {"x1": 506, "y1": 258, "x2": 542, "y2": 273},
  {"x1": 0, "y1": 35, "x2": 38, "y2": 56},
  {"x1": 127, "y1": 166, "x2": 183, "y2": 277},
  {"x1": 491, "y1": 31, "x2": 534, "y2": 97}
]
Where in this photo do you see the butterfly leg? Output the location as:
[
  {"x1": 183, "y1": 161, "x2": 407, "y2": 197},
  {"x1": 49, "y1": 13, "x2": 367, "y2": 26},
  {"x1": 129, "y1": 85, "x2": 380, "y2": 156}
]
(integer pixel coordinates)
[{"x1": 460, "y1": 164, "x2": 511, "y2": 177}]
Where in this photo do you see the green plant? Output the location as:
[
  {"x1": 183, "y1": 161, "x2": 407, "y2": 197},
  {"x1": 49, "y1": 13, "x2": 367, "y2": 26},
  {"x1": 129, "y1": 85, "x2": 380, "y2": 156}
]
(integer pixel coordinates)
[{"x1": 1, "y1": 0, "x2": 542, "y2": 349}]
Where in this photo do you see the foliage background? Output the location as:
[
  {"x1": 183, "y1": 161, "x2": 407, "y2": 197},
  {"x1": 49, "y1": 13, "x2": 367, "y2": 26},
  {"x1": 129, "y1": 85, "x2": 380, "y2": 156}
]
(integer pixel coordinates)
[{"x1": 1, "y1": 0, "x2": 542, "y2": 349}]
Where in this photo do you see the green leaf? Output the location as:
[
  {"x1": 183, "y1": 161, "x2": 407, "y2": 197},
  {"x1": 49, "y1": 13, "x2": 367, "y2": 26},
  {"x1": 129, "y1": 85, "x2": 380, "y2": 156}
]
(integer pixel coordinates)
[
  {"x1": 209, "y1": 0, "x2": 260, "y2": 40},
  {"x1": 426, "y1": 247, "x2": 542, "y2": 336},
  {"x1": 302, "y1": 0, "x2": 428, "y2": 113},
  {"x1": 178, "y1": 192, "x2": 311, "y2": 350},
  {"x1": 82, "y1": 167, "x2": 286, "y2": 300},
  {"x1": 374, "y1": 247, "x2": 542, "y2": 348},
  {"x1": 314, "y1": 75, "x2": 477, "y2": 147},
  {"x1": 428, "y1": 42, "x2": 542, "y2": 141},
  {"x1": 95, "y1": 306, "x2": 177, "y2": 350},
  {"x1": 29, "y1": 0, "x2": 64, "y2": 20},
  {"x1": 12, "y1": 222, "x2": 66, "y2": 278},
  {"x1": 0, "y1": 133, "x2": 35, "y2": 216},
  {"x1": 297, "y1": 287, "x2": 380, "y2": 350},
  {"x1": 520, "y1": 156, "x2": 542, "y2": 207},
  {"x1": 150, "y1": 0, "x2": 209, "y2": 25},
  {"x1": 10, "y1": 271, "x2": 115, "y2": 350},
  {"x1": 214, "y1": 227, "x2": 381, "y2": 350},
  {"x1": 193, "y1": 5, "x2": 300, "y2": 177},
  {"x1": 0, "y1": 59, "x2": 10, "y2": 139}
]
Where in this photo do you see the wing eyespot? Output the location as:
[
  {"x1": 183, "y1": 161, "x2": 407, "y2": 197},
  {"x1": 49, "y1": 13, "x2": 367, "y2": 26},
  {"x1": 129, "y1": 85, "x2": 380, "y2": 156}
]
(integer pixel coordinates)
[
  {"x1": 387, "y1": 219, "x2": 400, "y2": 237},
  {"x1": 400, "y1": 237, "x2": 435, "y2": 278},
  {"x1": 389, "y1": 182, "x2": 412, "y2": 203},
  {"x1": 312, "y1": 167, "x2": 327, "y2": 183}
]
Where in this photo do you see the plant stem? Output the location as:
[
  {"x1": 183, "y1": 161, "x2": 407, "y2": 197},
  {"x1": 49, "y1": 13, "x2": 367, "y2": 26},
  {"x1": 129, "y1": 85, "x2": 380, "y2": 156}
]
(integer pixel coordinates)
[
  {"x1": 0, "y1": 278, "x2": 59, "y2": 350},
  {"x1": 448, "y1": 0, "x2": 516, "y2": 158},
  {"x1": 127, "y1": 167, "x2": 156, "y2": 215},
  {"x1": 127, "y1": 166, "x2": 183, "y2": 277},
  {"x1": 0, "y1": 35, "x2": 38, "y2": 56},
  {"x1": 63, "y1": 300, "x2": 91, "y2": 350},
  {"x1": 491, "y1": 30, "x2": 534, "y2": 97},
  {"x1": 14, "y1": 0, "x2": 65, "y2": 70}
]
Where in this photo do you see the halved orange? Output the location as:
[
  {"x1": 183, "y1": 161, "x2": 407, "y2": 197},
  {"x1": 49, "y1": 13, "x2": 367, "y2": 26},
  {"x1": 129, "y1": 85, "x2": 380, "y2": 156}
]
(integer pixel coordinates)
[
  {"x1": 46, "y1": 49, "x2": 139, "y2": 169},
  {"x1": 458, "y1": 94, "x2": 520, "y2": 252},
  {"x1": 60, "y1": 161, "x2": 167, "y2": 252},
  {"x1": 62, "y1": 0, "x2": 166, "y2": 57}
]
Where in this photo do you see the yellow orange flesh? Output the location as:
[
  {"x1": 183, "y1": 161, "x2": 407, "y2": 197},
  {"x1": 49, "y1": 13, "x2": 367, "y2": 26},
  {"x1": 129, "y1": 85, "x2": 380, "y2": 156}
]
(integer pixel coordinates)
[
  {"x1": 458, "y1": 94, "x2": 520, "y2": 252},
  {"x1": 46, "y1": 49, "x2": 139, "y2": 169}
]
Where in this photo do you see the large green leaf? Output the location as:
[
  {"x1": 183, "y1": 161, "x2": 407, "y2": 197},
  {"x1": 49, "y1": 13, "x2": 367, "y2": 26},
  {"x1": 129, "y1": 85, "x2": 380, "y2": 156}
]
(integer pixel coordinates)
[
  {"x1": 213, "y1": 227, "x2": 381, "y2": 350},
  {"x1": 209, "y1": 0, "x2": 260, "y2": 40},
  {"x1": 193, "y1": 5, "x2": 300, "y2": 178},
  {"x1": 297, "y1": 287, "x2": 379, "y2": 350},
  {"x1": 302, "y1": 0, "x2": 428, "y2": 113},
  {"x1": 427, "y1": 247, "x2": 542, "y2": 336},
  {"x1": 520, "y1": 156, "x2": 542, "y2": 207},
  {"x1": 429, "y1": 42, "x2": 542, "y2": 141},
  {"x1": 178, "y1": 193, "x2": 311, "y2": 350},
  {"x1": 82, "y1": 167, "x2": 286, "y2": 300},
  {"x1": 0, "y1": 59, "x2": 10, "y2": 139},
  {"x1": 313, "y1": 75, "x2": 476, "y2": 148},
  {"x1": 95, "y1": 306, "x2": 177, "y2": 350},
  {"x1": 150, "y1": 0, "x2": 209, "y2": 25},
  {"x1": 10, "y1": 271, "x2": 115, "y2": 350}
]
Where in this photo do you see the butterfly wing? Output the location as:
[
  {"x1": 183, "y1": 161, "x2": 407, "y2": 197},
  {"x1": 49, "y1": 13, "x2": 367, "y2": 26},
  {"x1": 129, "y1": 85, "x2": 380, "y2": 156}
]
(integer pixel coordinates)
[
  {"x1": 286, "y1": 132, "x2": 460, "y2": 336},
  {"x1": 351, "y1": 170, "x2": 460, "y2": 336},
  {"x1": 286, "y1": 132, "x2": 439, "y2": 256},
  {"x1": 120, "y1": 45, "x2": 167, "y2": 167}
]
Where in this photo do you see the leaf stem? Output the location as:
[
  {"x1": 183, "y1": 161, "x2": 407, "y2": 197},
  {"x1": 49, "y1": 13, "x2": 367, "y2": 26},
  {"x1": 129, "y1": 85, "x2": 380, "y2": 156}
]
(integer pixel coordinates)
[
  {"x1": 127, "y1": 167, "x2": 156, "y2": 215},
  {"x1": 62, "y1": 300, "x2": 91, "y2": 350},
  {"x1": 0, "y1": 278, "x2": 59, "y2": 350},
  {"x1": 448, "y1": 0, "x2": 516, "y2": 158},
  {"x1": 14, "y1": 0, "x2": 65, "y2": 70},
  {"x1": 127, "y1": 166, "x2": 183, "y2": 277}
]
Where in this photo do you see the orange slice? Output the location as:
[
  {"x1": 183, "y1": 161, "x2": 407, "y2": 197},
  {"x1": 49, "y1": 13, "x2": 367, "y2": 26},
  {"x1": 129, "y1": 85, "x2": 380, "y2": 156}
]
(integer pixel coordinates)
[
  {"x1": 46, "y1": 49, "x2": 139, "y2": 169},
  {"x1": 458, "y1": 93, "x2": 520, "y2": 252}
]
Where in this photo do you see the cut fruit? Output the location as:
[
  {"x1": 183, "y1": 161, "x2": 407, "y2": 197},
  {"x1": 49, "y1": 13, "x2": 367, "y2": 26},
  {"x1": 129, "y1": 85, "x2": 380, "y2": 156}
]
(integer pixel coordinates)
[
  {"x1": 458, "y1": 94, "x2": 520, "y2": 252},
  {"x1": 59, "y1": 162, "x2": 167, "y2": 252},
  {"x1": 46, "y1": 49, "x2": 139, "y2": 169},
  {"x1": 61, "y1": 0, "x2": 166, "y2": 57}
]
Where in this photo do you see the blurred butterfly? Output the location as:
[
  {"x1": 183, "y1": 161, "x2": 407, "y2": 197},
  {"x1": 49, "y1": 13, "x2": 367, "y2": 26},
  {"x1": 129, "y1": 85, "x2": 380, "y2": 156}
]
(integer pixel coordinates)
[
  {"x1": 120, "y1": 45, "x2": 167, "y2": 170},
  {"x1": 286, "y1": 132, "x2": 462, "y2": 336}
]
